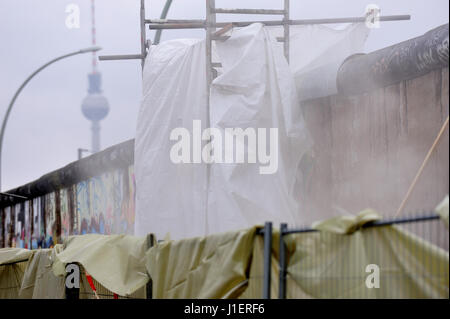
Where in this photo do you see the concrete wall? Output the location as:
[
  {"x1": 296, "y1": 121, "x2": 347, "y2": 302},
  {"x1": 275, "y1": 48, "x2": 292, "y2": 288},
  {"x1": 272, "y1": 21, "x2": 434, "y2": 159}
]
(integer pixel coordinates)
[{"x1": 300, "y1": 67, "x2": 449, "y2": 246}]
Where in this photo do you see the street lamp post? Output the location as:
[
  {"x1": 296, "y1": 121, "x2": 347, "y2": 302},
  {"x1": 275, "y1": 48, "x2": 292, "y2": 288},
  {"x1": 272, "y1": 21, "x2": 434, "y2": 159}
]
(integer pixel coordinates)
[{"x1": 0, "y1": 46, "x2": 102, "y2": 191}]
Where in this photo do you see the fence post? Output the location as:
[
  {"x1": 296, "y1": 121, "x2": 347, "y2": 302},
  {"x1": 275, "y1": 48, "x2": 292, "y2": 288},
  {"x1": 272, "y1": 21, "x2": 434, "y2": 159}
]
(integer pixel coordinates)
[
  {"x1": 262, "y1": 222, "x2": 272, "y2": 299},
  {"x1": 146, "y1": 233, "x2": 154, "y2": 299},
  {"x1": 278, "y1": 223, "x2": 288, "y2": 299}
]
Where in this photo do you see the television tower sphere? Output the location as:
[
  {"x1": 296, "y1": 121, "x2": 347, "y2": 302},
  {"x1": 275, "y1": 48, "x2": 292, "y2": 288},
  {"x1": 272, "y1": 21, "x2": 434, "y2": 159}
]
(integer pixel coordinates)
[{"x1": 81, "y1": 93, "x2": 109, "y2": 121}]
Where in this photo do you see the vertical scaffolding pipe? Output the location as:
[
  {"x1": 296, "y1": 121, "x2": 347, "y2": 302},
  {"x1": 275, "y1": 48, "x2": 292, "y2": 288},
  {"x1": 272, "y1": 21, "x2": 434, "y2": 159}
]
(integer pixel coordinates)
[
  {"x1": 283, "y1": 0, "x2": 290, "y2": 62},
  {"x1": 140, "y1": 0, "x2": 147, "y2": 70},
  {"x1": 262, "y1": 222, "x2": 272, "y2": 299},
  {"x1": 205, "y1": 0, "x2": 215, "y2": 90},
  {"x1": 204, "y1": 0, "x2": 215, "y2": 235},
  {"x1": 278, "y1": 223, "x2": 288, "y2": 299}
]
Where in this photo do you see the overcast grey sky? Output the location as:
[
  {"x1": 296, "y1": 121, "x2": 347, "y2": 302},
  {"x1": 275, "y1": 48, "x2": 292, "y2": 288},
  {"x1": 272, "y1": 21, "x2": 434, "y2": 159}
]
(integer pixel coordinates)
[{"x1": 0, "y1": 0, "x2": 448, "y2": 191}]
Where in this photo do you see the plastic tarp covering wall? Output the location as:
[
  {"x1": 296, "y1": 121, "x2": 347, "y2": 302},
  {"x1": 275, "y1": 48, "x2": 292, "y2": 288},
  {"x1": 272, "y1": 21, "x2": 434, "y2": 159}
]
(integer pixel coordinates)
[
  {"x1": 135, "y1": 23, "x2": 315, "y2": 240},
  {"x1": 52, "y1": 234, "x2": 149, "y2": 296},
  {"x1": 208, "y1": 24, "x2": 311, "y2": 234},
  {"x1": 135, "y1": 39, "x2": 208, "y2": 240},
  {"x1": 285, "y1": 213, "x2": 449, "y2": 299},
  {"x1": 146, "y1": 227, "x2": 257, "y2": 299}
]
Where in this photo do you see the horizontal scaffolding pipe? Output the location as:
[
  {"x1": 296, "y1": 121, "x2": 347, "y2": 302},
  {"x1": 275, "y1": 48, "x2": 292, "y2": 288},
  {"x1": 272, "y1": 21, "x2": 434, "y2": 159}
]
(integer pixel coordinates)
[
  {"x1": 291, "y1": 15, "x2": 411, "y2": 25},
  {"x1": 99, "y1": 54, "x2": 143, "y2": 61},
  {"x1": 283, "y1": 213, "x2": 441, "y2": 235},
  {"x1": 145, "y1": 18, "x2": 205, "y2": 24},
  {"x1": 213, "y1": 8, "x2": 285, "y2": 15},
  {"x1": 148, "y1": 15, "x2": 410, "y2": 30},
  {"x1": 149, "y1": 22, "x2": 205, "y2": 30},
  {"x1": 211, "y1": 35, "x2": 230, "y2": 41}
]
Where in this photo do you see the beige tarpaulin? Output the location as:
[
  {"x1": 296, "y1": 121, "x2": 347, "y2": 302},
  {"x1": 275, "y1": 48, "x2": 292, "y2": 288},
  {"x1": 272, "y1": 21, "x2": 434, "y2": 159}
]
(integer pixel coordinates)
[
  {"x1": 436, "y1": 195, "x2": 449, "y2": 228},
  {"x1": 0, "y1": 248, "x2": 32, "y2": 299},
  {"x1": 312, "y1": 209, "x2": 381, "y2": 234},
  {"x1": 76, "y1": 265, "x2": 147, "y2": 299},
  {"x1": 52, "y1": 234, "x2": 149, "y2": 297},
  {"x1": 18, "y1": 246, "x2": 65, "y2": 299},
  {"x1": 1, "y1": 200, "x2": 448, "y2": 299},
  {"x1": 146, "y1": 227, "x2": 258, "y2": 298},
  {"x1": 238, "y1": 229, "x2": 280, "y2": 299},
  {"x1": 285, "y1": 210, "x2": 449, "y2": 299},
  {"x1": 0, "y1": 248, "x2": 33, "y2": 265}
]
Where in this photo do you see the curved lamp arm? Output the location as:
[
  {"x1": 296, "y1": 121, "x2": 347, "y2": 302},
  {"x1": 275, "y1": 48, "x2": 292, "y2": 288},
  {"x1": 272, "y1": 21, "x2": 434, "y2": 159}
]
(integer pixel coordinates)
[{"x1": 0, "y1": 46, "x2": 102, "y2": 191}]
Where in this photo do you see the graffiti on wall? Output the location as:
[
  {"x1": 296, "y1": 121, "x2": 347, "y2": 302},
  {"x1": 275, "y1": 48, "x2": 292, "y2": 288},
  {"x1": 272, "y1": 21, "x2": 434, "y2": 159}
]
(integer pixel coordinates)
[{"x1": 0, "y1": 165, "x2": 136, "y2": 248}]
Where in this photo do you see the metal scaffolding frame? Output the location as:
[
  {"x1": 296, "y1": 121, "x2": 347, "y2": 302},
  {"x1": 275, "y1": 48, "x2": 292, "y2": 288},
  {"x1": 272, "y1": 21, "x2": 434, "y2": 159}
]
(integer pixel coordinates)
[
  {"x1": 99, "y1": 0, "x2": 410, "y2": 75},
  {"x1": 99, "y1": 0, "x2": 410, "y2": 132},
  {"x1": 97, "y1": 3, "x2": 410, "y2": 299}
]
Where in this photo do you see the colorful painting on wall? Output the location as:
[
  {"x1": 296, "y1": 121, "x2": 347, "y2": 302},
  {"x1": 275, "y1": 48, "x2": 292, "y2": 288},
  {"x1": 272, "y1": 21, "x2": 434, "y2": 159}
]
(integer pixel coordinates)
[
  {"x1": 24, "y1": 201, "x2": 31, "y2": 249},
  {"x1": 3, "y1": 207, "x2": 11, "y2": 247},
  {"x1": 60, "y1": 188, "x2": 70, "y2": 238},
  {"x1": 2, "y1": 207, "x2": 11, "y2": 247},
  {"x1": 14, "y1": 203, "x2": 23, "y2": 248},
  {"x1": 1, "y1": 165, "x2": 136, "y2": 248},
  {"x1": 44, "y1": 192, "x2": 56, "y2": 247},
  {"x1": 0, "y1": 209, "x2": 2, "y2": 248},
  {"x1": 77, "y1": 180, "x2": 91, "y2": 235},
  {"x1": 31, "y1": 197, "x2": 42, "y2": 249}
]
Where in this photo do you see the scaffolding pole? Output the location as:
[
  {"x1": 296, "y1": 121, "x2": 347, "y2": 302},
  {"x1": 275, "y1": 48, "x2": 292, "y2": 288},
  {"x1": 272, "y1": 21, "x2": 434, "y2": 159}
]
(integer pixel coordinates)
[
  {"x1": 146, "y1": 15, "x2": 411, "y2": 29},
  {"x1": 99, "y1": 0, "x2": 410, "y2": 71}
]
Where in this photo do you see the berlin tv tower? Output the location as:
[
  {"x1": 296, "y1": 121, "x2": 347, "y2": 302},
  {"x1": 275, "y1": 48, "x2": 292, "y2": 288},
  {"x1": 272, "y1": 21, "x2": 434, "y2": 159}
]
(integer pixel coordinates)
[{"x1": 81, "y1": 0, "x2": 109, "y2": 153}]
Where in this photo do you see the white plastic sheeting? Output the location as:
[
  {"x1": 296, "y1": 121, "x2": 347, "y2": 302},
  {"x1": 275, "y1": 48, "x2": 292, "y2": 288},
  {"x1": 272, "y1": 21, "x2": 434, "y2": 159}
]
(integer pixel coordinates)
[
  {"x1": 207, "y1": 23, "x2": 311, "y2": 234},
  {"x1": 135, "y1": 39, "x2": 209, "y2": 240},
  {"x1": 135, "y1": 23, "x2": 369, "y2": 240},
  {"x1": 283, "y1": 23, "x2": 369, "y2": 100}
]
